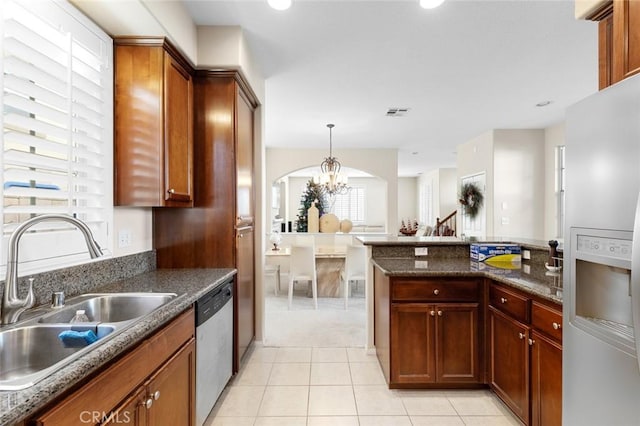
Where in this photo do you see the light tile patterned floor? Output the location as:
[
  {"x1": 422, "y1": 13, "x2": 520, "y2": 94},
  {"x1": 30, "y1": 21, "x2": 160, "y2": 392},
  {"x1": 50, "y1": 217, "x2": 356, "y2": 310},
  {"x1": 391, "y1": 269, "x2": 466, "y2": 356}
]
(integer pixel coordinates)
[{"x1": 204, "y1": 346, "x2": 522, "y2": 426}]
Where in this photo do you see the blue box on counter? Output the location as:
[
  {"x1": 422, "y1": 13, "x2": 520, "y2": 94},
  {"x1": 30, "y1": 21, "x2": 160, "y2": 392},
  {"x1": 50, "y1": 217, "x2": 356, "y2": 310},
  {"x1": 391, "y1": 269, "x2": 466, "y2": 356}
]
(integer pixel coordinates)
[{"x1": 470, "y1": 243, "x2": 521, "y2": 263}]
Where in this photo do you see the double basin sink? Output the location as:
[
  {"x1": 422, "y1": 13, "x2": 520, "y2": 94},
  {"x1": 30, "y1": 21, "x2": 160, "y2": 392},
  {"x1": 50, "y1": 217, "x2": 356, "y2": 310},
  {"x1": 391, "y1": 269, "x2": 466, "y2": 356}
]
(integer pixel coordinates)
[{"x1": 0, "y1": 292, "x2": 177, "y2": 390}]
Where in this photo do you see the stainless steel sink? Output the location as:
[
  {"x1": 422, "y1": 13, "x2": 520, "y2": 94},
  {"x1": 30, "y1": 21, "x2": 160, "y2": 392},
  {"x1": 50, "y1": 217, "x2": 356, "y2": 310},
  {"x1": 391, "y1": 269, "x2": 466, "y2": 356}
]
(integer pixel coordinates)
[
  {"x1": 38, "y1": 293, "x2": 176, "y2": 324},
  {"x1": 0, "y1": 292, "x2": 177, "y2": 390},
  {"x1": 0, "y1": 324, "x2": 115, "y2": 390}
]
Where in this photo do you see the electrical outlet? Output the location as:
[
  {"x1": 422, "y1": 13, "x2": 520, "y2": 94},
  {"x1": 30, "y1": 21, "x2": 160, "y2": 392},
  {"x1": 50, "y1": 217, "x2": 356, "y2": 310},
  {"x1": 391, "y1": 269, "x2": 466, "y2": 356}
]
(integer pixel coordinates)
[
  {"x1": 501, "y1": 216, "x2": 510, "y2": 225},
  {"x1": 523, "y1": 250, "x2": 531, "y2": 260},
  {"x1": 523, "y1": 264, "x2": 531, "y2": 274},
  {"x1": 415, "y1": 247, "x2": 428, "y2": 256},
  {"x1": 118, "y1": 229, "x2": 131, "y2": 248}
]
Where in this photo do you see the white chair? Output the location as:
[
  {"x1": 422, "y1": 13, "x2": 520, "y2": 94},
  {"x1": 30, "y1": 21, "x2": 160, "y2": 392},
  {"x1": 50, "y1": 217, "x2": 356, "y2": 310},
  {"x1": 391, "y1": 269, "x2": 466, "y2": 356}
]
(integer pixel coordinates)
[
  {"x1": 288, "y1": 245, "x2": 318, "y2": 309},
  {"x1": 265, "y1": 263, "x2": 281, "y2": 295},
  {"x1": 341, "y1": 245, "x2": 367, "y2": 310}
]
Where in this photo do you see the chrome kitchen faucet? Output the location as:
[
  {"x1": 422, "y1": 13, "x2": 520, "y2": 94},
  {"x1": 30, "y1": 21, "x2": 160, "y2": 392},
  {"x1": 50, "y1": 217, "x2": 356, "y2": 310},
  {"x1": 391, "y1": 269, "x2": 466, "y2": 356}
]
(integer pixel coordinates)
[{"x1": 1, "y1": 214, "x2": 104, "y2": 325}]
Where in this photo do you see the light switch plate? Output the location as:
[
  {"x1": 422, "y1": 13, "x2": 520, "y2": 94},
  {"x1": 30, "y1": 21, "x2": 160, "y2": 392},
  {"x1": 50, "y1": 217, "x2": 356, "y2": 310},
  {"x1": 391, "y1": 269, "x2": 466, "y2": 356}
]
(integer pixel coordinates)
[
  {"x1": 415, "y1": 260, "x2": 429, "y2": 269},
  {"x1": 118, "y1": 229, "x2": 131, "y2": 248},
  {"x1": 415, "y1": 247, "x2": 428, "y2": 256},
  {"x1": 523, "y1": 250, "x2": 531, "y2": 260},
  {"x1": 523, "y1": 264, "x2": 531, "y2": 274}
]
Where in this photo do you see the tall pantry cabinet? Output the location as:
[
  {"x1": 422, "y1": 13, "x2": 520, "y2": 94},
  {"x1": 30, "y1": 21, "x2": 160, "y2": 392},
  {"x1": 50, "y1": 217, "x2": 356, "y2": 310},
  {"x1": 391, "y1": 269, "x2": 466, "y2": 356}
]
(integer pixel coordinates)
[{"x1": 153, "y1": 71, "x2": 258, "y2": 370}]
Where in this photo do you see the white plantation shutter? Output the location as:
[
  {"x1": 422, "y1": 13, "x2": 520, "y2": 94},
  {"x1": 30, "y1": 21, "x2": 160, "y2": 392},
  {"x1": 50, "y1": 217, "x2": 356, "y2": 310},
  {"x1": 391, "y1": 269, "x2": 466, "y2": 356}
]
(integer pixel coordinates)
[
  {"x1": 1, "y1": 0, "x2": 113, "y2": 273},
  {"x1": 332, "y1": 187, "x2": 365, "y2": 224}
]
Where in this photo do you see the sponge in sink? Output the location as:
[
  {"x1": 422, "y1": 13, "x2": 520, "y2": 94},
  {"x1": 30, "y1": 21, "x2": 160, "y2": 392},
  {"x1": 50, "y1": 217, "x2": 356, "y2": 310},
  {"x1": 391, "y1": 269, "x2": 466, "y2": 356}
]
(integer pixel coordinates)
[{"x1": 58, "y1": 329, "x2": 99, "y2": 348}]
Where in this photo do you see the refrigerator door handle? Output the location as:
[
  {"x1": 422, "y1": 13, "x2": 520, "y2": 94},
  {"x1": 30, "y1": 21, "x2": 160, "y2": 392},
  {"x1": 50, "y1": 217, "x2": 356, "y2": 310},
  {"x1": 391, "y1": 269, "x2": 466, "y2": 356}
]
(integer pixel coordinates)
[{"x1": 631, "y1": 193, "x2": 640, "y2": 370}]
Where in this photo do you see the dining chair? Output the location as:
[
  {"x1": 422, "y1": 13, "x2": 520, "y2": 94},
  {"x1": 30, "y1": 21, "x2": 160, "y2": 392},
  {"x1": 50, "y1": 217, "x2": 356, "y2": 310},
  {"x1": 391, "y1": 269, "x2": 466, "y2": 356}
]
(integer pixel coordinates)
[
  {"x1": 341, "y1": 245, "x2": 367, "y2": 310},
  {"x1": 288, "y1": 245, "x2": 318, "y2": 309}
]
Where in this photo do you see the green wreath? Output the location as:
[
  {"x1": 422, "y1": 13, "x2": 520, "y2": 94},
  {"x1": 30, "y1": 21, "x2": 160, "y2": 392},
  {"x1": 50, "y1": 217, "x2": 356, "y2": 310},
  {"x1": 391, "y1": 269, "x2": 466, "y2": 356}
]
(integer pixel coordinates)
[{"x1": 459, "y1": 182, "x2": 484, "y2": 219}]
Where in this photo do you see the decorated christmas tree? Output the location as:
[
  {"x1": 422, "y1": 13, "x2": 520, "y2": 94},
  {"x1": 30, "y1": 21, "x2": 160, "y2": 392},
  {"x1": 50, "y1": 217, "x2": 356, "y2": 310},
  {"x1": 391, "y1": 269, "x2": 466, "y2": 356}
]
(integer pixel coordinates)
[{"x1": 296, "y1": 179, "x2": 329, "y2": 232}]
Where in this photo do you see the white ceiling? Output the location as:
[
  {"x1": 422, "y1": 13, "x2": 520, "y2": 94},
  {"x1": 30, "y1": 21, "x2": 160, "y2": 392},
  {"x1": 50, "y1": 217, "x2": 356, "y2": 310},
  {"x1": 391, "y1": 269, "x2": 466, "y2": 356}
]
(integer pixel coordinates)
[{"x1": 183, "y1": 0, "x2": 598, "y2": 176}]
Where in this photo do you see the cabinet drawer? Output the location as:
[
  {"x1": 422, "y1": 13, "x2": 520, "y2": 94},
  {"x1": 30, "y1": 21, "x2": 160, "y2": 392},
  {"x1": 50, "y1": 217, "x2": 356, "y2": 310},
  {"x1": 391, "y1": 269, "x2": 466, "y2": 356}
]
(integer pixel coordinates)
[
  {"x1": 532, "y1": 301, "x2": 563, "y2": 342},
  {"x1": 392, "y1": 279, "x2": 479, "y2": 302},
  {"x1": 489, "y1": 284, "x2": 529, "y2": 323}
]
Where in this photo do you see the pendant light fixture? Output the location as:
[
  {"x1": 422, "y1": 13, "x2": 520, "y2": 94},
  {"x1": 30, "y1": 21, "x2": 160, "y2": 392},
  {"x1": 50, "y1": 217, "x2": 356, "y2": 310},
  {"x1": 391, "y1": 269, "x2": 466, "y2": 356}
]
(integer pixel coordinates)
[
  {"x1": 318, "y1": 124, "x2": 350, "y2": 196},
  {"x1": 268, "y1": 0, "x2": 292, "y2": 11}
]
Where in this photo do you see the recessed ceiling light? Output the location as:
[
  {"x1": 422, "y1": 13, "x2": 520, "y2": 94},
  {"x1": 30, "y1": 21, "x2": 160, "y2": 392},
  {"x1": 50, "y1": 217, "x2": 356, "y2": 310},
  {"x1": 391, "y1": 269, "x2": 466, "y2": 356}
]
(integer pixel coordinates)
[
  {"x1": 420, "y1": 0, "x2": 446, "y2": 9},
  {"x1": 268, "y1": 0, "x2": 292, "y2": 11},
  {"x1": 536, "y1": 100, "x2": 552, "y2": 107}
]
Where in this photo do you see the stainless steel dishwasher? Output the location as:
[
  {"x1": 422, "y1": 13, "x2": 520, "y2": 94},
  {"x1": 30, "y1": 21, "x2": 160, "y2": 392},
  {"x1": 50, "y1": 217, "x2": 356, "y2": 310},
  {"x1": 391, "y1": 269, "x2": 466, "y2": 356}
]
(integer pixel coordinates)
[{"x1": 195, "y1": 279, "x2": 234, "y2": 426}]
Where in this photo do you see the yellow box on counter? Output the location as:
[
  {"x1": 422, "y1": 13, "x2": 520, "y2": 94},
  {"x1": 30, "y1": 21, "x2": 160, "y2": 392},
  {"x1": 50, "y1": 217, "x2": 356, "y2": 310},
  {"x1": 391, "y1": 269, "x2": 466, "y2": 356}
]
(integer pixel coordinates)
[{"x1": 470, "y1": 243, "x2": 521, "y2": 264}]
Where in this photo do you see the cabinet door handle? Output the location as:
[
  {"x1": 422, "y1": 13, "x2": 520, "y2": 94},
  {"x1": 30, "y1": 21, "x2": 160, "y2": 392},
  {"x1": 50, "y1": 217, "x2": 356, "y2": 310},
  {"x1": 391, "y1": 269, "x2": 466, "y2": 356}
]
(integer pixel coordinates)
[
  {"x1": 433, "y1": 289, "x2": 439, "y2": 295},
  {"x1": 168, "y1": 188, "x2": 175, "y2": 194},
  {"x1": 153, "y1": 390, "x2": 161, "y2": 400},
  {"x1": 144, "y1": 398, "x2": 153, "y2": 409},
  {"x1": 437, "y1": 310, "x2": 443, "y2": 316},
  {"x1": 528, "y1": 338, "x2": 535, "y2": 346},
  {"x1": 501, "y1": 297, "x2": 507, "y2": 304},
  {"x1": 552, "y1": 322, "x2": 561, "y2": 330},
  {"x1": 518, "y1": 332, "x2": 525, "y2": 340},
  {"x1": 430, "y1": 310, "x2": 435, "y2": 316}
]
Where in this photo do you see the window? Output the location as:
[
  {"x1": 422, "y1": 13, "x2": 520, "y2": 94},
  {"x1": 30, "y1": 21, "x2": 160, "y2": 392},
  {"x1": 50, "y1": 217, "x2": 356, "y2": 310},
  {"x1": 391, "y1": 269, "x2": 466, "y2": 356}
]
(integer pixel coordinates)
[
  {"x1": 1, "y1": 0, "x2": 113, "y2": 274},
  {"x1": 331, "y1": 187, "x2": 365, "y2": 224},
  {"x1": 556, "y1": 145, "x2": 565, "y2": 238},
  {"x1": 418, "y1": 180, "x2": 433, "y2": 226}
]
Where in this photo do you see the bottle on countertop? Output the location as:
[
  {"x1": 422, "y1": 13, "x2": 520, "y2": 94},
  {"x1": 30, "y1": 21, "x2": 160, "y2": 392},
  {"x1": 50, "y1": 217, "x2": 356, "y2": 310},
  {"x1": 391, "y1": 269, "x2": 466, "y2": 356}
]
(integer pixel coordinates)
[{"x1": 70, "y1": 309, "x2": 90, "y2": 323}]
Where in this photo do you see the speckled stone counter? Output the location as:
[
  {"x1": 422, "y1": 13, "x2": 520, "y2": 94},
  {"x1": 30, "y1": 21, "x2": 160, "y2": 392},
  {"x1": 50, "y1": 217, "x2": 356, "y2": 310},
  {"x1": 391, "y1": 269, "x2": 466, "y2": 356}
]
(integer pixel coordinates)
[
  {"x1": 372, "y1": 257, "x2": 562, "y2": 305},
  {"x1": 357, "y1": 235, "x2": 563, "y2": 252},
  {"x1": 0, "y1": 268, "x2": 236, "y2": 426}
]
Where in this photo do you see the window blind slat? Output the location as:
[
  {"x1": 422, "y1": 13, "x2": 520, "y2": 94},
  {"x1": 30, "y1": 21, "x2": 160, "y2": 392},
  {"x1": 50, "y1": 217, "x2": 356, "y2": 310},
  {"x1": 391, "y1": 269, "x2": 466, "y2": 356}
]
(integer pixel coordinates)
[
  {"x1": 4, "y1": 75, "x2": 68, "y2": 108},
  {"x1": 4, "y1": 19, "x2": 67, "y2": 67},
  {"x1": 4, "y1": 57, "x2": 68, "y2": 96},
  {"x1": 4, "y1": 38, "x2": 67, "y2": 82},
  {"x1": 4, "y1": 131, "x2": 68, "y2": 157},
  {"x1": 4, "y1": 113, "x2": 68, "y2": 141},
  {"x1": 4, "y1": 168, "x2": 68, "y2": 187},
  {"x1": 4, "y1": 93, "x2": 69, "y2": 126},
  {"x1": 4, "y1": 150, "x2": 69, "y2": 172}
]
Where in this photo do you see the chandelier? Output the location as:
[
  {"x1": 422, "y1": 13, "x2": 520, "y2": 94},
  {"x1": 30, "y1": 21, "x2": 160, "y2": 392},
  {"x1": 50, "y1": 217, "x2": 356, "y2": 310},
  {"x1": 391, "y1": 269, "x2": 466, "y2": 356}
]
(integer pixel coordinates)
[{"x1": 318, "y1": 123, "x2": 350, "y2": 196}]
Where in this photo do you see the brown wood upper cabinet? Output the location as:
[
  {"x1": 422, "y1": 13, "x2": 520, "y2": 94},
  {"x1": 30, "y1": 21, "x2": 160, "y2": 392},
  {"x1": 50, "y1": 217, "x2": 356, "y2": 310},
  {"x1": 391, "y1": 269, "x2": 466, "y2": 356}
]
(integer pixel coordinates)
[
  {"x1": 583, "y1": 0, "x2": 640, "y2": 89},
  {"x1": 114, "y1": 37, "x2": 194, "y2": 207}
]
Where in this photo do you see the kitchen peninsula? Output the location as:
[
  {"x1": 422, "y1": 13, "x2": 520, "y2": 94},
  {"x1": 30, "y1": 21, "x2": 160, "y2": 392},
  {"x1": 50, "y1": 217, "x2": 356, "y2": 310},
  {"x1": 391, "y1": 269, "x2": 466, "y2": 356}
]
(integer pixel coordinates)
[{"x1": 359, "y1": 236, "x2": 563, "y2": 426}]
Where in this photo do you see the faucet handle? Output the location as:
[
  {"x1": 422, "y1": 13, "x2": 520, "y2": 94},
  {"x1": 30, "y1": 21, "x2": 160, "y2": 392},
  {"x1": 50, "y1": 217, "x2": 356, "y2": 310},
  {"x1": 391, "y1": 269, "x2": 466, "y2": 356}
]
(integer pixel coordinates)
[
  {"x1": 51, "y1": 290, "x2": 65, "y2": 308},
  {"x1": 23, "y1": 277, "x2": 35, "y2": 310}
]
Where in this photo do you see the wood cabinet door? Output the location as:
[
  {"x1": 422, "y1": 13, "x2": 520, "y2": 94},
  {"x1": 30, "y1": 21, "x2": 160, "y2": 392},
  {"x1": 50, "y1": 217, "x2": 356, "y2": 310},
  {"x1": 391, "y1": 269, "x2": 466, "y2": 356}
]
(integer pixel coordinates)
[
  {"x1": 489, "y1": 307, "x2": 530, "y2": 425},
  {"x1": 436, "y1": 303, "x2": 480, "y2": 383},
  {"x1": 102, "y1": 387, "x2": 147, "y2": 426},
  {"x1": 235, "y1": 87, "x2": 254, "y2": 226},
  {"x1": 530, "y1": 330, "x2": 562, "y2": 426},
  {"x1": 146, "y1": 339, "x2": 196, "y2": 426},
  {"x1": 613, "y1": 0, "x2": 640, "y2": 83},
  {"x1": 391, "y1": 303, "x2": 436, "y2": 383},
  {"x1": 163, "y1": 51, "x2": 193, "y2": 204},
  {"x1": 236, "y1": 226, "x2": 255, "y2": 366}
]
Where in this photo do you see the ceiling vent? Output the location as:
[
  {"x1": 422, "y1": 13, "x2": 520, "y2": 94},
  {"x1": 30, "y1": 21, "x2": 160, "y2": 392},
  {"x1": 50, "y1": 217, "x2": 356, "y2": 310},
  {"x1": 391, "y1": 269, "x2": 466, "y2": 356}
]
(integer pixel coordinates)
[{"x1": 386, "y1": 107, "x2": 410, "y2": 117}]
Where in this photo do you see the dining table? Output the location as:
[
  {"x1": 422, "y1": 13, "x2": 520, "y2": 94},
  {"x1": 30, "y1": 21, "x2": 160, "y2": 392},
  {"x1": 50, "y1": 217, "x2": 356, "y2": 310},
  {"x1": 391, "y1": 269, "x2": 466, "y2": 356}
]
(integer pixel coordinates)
[{"x1": 265, "y1": 245, "x2": 347, "y2": 297}]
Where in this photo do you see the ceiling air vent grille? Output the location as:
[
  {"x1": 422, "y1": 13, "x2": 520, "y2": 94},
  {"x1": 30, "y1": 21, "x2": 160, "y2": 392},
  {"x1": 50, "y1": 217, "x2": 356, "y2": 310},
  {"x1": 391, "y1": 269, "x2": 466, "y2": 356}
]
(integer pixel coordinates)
[{"x1": 386, "y1": 107, "x2": 410, "y2": 117}]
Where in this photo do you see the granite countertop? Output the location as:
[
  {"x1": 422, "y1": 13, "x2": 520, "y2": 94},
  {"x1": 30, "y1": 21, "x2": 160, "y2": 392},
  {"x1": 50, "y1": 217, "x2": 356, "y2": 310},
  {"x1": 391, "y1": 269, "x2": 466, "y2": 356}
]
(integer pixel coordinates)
[
  {"x1": 358, "y1": 235, "x2": 563, "y2": 252},
  {"x1": 372, "y1": 257, "x2": 563, "y2": 304},
  {"x1": 0, "y1": 268, "x2": 236, "y2": 426}
]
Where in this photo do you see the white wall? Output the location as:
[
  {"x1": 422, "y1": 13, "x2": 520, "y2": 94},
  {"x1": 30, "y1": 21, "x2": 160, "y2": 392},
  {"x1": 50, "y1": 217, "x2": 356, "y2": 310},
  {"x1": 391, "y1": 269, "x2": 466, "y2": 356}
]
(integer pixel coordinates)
[
  {"x1": 456, "y1": 130, "x2": 494, "y2": 237},
  {"x1": 493, "y1": 129, "x2": 545, "y2": 238},
  {"x1": 544, "y1": 122, "x2": 565, "y2": 240},
  {"x1": 398, "y1": 177, "x2": 418, "y2": 228},
  {"x1": 439, "y1": 168, "x2": 458, "y2": 217},
  {"x1": 197, "y1": 26, "x2": 265, "y2": 104}
]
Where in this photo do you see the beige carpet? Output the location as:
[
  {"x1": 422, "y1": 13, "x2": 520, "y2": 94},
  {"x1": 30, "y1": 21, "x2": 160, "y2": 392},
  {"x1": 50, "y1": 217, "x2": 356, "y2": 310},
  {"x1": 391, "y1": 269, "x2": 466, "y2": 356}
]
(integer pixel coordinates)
[{"x1": 264, "y1": 284, "x2": 366, "y2": 348}]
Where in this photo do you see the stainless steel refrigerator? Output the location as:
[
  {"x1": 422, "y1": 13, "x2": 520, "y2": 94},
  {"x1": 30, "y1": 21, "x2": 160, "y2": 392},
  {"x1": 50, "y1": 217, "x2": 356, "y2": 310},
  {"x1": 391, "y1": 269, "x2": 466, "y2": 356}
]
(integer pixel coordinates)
[{"x1": 565, "y1": 72, "x2": 640, "y2": 425}]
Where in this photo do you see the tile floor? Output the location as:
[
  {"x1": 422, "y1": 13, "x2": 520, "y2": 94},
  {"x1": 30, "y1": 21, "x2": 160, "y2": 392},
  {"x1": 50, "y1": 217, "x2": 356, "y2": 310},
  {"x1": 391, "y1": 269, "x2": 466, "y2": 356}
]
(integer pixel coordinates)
[{"x1": 204, "y1": 346, "x2": 522, "y2": 426}]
